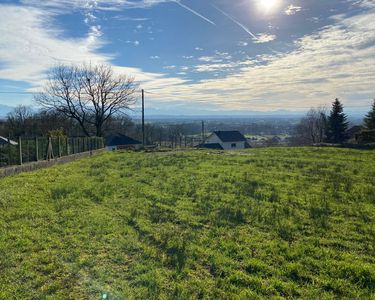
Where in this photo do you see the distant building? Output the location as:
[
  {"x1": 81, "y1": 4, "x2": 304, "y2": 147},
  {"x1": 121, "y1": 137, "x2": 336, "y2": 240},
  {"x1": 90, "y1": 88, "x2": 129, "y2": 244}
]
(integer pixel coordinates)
[
  {"x1": 199, "y1": 131, "x2": 250, "y2": 150},
  {"x1": 106, "y1": 134, "x2": 142, "y2": 151},
  {"x1": 0, "y1": 136, "x2": 18, "y2": 146}
]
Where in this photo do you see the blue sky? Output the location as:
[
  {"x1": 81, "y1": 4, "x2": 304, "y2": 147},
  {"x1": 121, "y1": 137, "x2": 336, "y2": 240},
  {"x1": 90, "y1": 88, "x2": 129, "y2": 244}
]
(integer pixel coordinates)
[{"x1": 0, "y1": 0, "x2": 374, "y2": 115}]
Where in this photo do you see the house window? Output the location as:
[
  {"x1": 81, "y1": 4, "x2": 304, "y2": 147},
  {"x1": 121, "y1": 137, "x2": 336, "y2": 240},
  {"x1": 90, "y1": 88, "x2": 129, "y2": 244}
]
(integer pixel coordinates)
[{"x1": 231, "y1": 143, "x2": 237, "y2": 148}]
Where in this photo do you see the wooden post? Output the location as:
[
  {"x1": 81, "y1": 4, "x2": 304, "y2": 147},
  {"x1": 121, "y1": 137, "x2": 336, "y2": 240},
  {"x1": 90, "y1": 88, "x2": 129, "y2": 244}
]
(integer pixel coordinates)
[
  {"x1": 46, "y1": 137, "x2": 54, "y2": 161},
  {"x1": 66, "y1": 137, "x2": 69, "y2": 156},
  {"x1": 7, "y1": 136, "x2": 12, "y2": 166},
  {"x1": 89, "y1": 137, "x2": 92, "y2": 155},
  {"x1": 18, "y1": 136, "x2": 22, "y2": 165},
  {"x1": 35, "y1": 137, "x2": 39, "y2": 161},
  {"x1": 58, "y1": 137, "x2": 61, "y2": 157}
]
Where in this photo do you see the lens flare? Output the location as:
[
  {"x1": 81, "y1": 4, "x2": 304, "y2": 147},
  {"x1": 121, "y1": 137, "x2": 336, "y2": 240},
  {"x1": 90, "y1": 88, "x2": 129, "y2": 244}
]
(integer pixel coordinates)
[{"x1": 258, "y1": 0, "x2": 281, "y2": 14}]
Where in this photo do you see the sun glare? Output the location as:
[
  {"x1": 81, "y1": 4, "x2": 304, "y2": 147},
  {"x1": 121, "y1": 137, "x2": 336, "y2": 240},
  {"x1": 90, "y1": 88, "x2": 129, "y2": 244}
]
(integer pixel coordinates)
[{"x1": 258, "y1": 0, "x2": 281, "y2": 14}]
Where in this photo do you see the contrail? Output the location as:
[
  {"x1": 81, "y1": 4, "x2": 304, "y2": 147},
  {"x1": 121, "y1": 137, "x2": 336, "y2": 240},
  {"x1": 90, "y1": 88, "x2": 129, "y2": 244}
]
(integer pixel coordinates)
[
  {"x1": 174, "y1": 0, "x2": 216, "y2": 26},
  {"x1": 212, "y1": 4, "x2": 258, "y2": 41}
]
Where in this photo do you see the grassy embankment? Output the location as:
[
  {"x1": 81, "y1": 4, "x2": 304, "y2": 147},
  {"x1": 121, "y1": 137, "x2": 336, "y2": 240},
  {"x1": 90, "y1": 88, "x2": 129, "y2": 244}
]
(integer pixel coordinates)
[{"x1": 0, "y1": 148, "x2": 374, "y2": 299}]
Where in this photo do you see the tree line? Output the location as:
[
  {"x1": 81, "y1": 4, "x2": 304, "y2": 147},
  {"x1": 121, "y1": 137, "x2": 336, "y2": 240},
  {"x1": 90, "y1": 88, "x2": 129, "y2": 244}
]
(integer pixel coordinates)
[{"x1": 293, "y1": 98, "x2": 375, "y2": 145}]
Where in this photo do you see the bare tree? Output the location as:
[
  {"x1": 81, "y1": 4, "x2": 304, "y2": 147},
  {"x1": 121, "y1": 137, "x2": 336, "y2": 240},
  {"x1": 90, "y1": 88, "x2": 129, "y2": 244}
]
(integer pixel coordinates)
[
  {"x1": 6, "y1": 105, "x2": 33, "y2": 136},
  {"x1": 294, "y1": 106, "x2": 328, "y2": 145},
  {"x1": 35, "y1": 63, "x2": 138, "y2": 137}
]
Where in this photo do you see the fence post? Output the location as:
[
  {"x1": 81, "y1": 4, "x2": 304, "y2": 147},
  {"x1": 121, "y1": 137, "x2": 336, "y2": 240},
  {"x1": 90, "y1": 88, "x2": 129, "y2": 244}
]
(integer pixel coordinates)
[
  {"x1": 46, "y1": 137, "x2": 54, "y2": 161},
  {"x1": 35, "y1": 137, "x2": 39, "y2": 161},
  {"x1": 18, "y1": 137, "x2": 22, "y2": 165},
  {"x1": 66, "y1": 138, "x2": 70, "y2": 156},
  {"x1": 58, "y1": 137, "x2": 62, "y2": 157},
  {"x1": 7, "y1": 136, "x2": 12, "y2": 166}
]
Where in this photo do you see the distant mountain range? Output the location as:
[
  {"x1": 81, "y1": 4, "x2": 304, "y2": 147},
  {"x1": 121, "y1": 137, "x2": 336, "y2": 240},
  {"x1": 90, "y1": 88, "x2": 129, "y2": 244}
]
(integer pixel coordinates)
[{"x1": 0, "y1": 104, "x2": 366, "y2": 124}]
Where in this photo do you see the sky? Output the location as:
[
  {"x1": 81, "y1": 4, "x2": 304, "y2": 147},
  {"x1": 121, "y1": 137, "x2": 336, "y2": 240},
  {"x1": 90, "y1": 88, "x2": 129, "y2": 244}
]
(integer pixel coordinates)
[{"x1": 0, "y1": 0, "x2": 374, "y2": 115}]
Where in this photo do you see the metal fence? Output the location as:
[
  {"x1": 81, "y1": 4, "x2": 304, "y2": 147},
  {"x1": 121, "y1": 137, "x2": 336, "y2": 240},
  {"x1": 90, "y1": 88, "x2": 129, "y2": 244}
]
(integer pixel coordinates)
[{"x1": 0, "y1": 136, "x2": 104, "y2": 168}]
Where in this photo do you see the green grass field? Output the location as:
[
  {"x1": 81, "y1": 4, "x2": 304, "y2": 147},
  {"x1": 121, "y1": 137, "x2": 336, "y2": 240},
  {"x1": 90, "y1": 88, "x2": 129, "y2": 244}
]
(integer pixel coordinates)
[{"x1": 1, "y1": 148, "x2": 375, "y2": 299}]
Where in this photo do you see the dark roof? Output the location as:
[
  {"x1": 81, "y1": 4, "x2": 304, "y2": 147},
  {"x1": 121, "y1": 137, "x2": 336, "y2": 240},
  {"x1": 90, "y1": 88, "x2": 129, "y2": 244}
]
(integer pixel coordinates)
[
  {"x1": 197, "y1": 143, "x2": 224, "y2": 150},
  {"x1": 213, "y1": 131, "x2": 247, "y2": 142},
  {"x1": 106, "y1": 134, "x2": 142, "y2": 147}
]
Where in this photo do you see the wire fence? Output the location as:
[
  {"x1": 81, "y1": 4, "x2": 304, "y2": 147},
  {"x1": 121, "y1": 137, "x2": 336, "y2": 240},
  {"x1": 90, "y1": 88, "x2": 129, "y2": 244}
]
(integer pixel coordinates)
[{"x1": 0, "y1": 136, "x2": 104, "y2": 168}]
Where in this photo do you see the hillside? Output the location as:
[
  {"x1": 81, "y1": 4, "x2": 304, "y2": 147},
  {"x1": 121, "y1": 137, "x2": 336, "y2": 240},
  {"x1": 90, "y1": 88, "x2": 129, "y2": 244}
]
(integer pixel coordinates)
[{"x1": 0, "y1": 148, "x2": 374, "y2": 299}]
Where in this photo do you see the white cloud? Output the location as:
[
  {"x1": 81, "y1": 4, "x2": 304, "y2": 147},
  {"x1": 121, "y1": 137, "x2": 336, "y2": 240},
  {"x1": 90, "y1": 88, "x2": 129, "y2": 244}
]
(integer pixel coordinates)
[
  {"x1": 113, "y1": 16, "x2": 150, "y2": 21},
  {"x1": 285, "y1": 4, "x2": 302, "y2": 16},
  {"x1": 0, "y1": 5, "x2": 109, "y2": 85},
  {"x1": 19, "y1": 0, "x2": 173, "y2": 11},
  {"x1": 194, "y1": 63, "x2": 237, "y2": 73},
  {"x1": 355, "y1": 0, "x2": 375, "y2": 9},
  {"x1": 198, "y1": 56, "x2": 223, "y2": 63},
  {"x1": 1, "y1": 1, "x2": 374, "y2": 113},
  {"x1": 253, "y1": 33, "x2": 276, "y2": 43},
  {"x1": 126, "y1": 40, "x2": 140, "y2": 46},
  {"x1": 0, "y1": 3, "x2": 187, "y2": 103},
  {"x1": 141, "y1": 10, "x2": 375, "y2": 111}
]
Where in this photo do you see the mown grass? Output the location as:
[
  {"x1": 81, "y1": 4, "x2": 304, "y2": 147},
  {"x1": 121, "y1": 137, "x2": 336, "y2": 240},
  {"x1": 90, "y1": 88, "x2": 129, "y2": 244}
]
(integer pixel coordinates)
[{"x1": 0, "y1": 147, "x2": 375, "y2": 299}]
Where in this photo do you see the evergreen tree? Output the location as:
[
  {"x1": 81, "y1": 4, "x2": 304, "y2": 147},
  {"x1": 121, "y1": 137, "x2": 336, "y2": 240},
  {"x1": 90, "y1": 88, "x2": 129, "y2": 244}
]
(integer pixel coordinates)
[
  {"x1": 326, "y1": 98, "x2": 349, "y2": 143},
  {"x1": 363, "y1": 99, "x2": 375, "y2": 130}
]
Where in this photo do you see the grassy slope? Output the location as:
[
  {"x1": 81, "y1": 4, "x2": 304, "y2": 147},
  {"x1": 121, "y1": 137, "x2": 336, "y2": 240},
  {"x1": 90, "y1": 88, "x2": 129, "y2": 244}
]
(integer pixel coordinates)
[{"x1": 0, "y1": 148, "x2": 374, "y2": 299}]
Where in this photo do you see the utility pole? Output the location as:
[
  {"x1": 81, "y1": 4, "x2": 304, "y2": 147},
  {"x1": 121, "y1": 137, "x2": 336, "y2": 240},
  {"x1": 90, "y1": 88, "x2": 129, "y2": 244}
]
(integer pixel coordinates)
[{"x1": 142, "y1": 89, "x2": 145, "y2": 146}]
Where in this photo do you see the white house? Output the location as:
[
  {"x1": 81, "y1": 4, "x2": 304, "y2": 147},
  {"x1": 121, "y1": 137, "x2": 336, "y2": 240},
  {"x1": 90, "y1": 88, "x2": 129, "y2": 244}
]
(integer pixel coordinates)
[{"x1": 200, "y1": 131, "x2": 250, "y2": 150}]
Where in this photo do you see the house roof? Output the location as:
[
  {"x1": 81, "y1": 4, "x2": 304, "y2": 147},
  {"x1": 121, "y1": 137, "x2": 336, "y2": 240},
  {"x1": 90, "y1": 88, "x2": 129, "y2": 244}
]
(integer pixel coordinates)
[
  {"x1": 106, "y1": 134, "x2": 142, "y2": 147},
  {"x1": 0, "y1": 136, "x2": 18, "y2": 146},
  {"x1": 197, "y1": 143, "x2": 224, "y2": 150},
  {"x1": 213, "y1": 131, "x2": 247, "y2": 142}
]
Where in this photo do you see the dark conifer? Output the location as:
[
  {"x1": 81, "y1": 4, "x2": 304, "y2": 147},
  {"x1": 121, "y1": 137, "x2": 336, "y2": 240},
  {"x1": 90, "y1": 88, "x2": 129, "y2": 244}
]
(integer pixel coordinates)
[
  {"x1": 364, "y1": 99, "x2": 375, "y2": 130},
  {"x1": 326, "y1": 98, "x2": 349, "y2": 143}
]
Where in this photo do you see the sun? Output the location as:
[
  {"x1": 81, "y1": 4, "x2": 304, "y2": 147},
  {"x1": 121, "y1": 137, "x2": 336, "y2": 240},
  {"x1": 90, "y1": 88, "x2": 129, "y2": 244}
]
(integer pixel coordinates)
[{"x1": 257, "y1": 0, "x2": 281, "y2": 14}]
